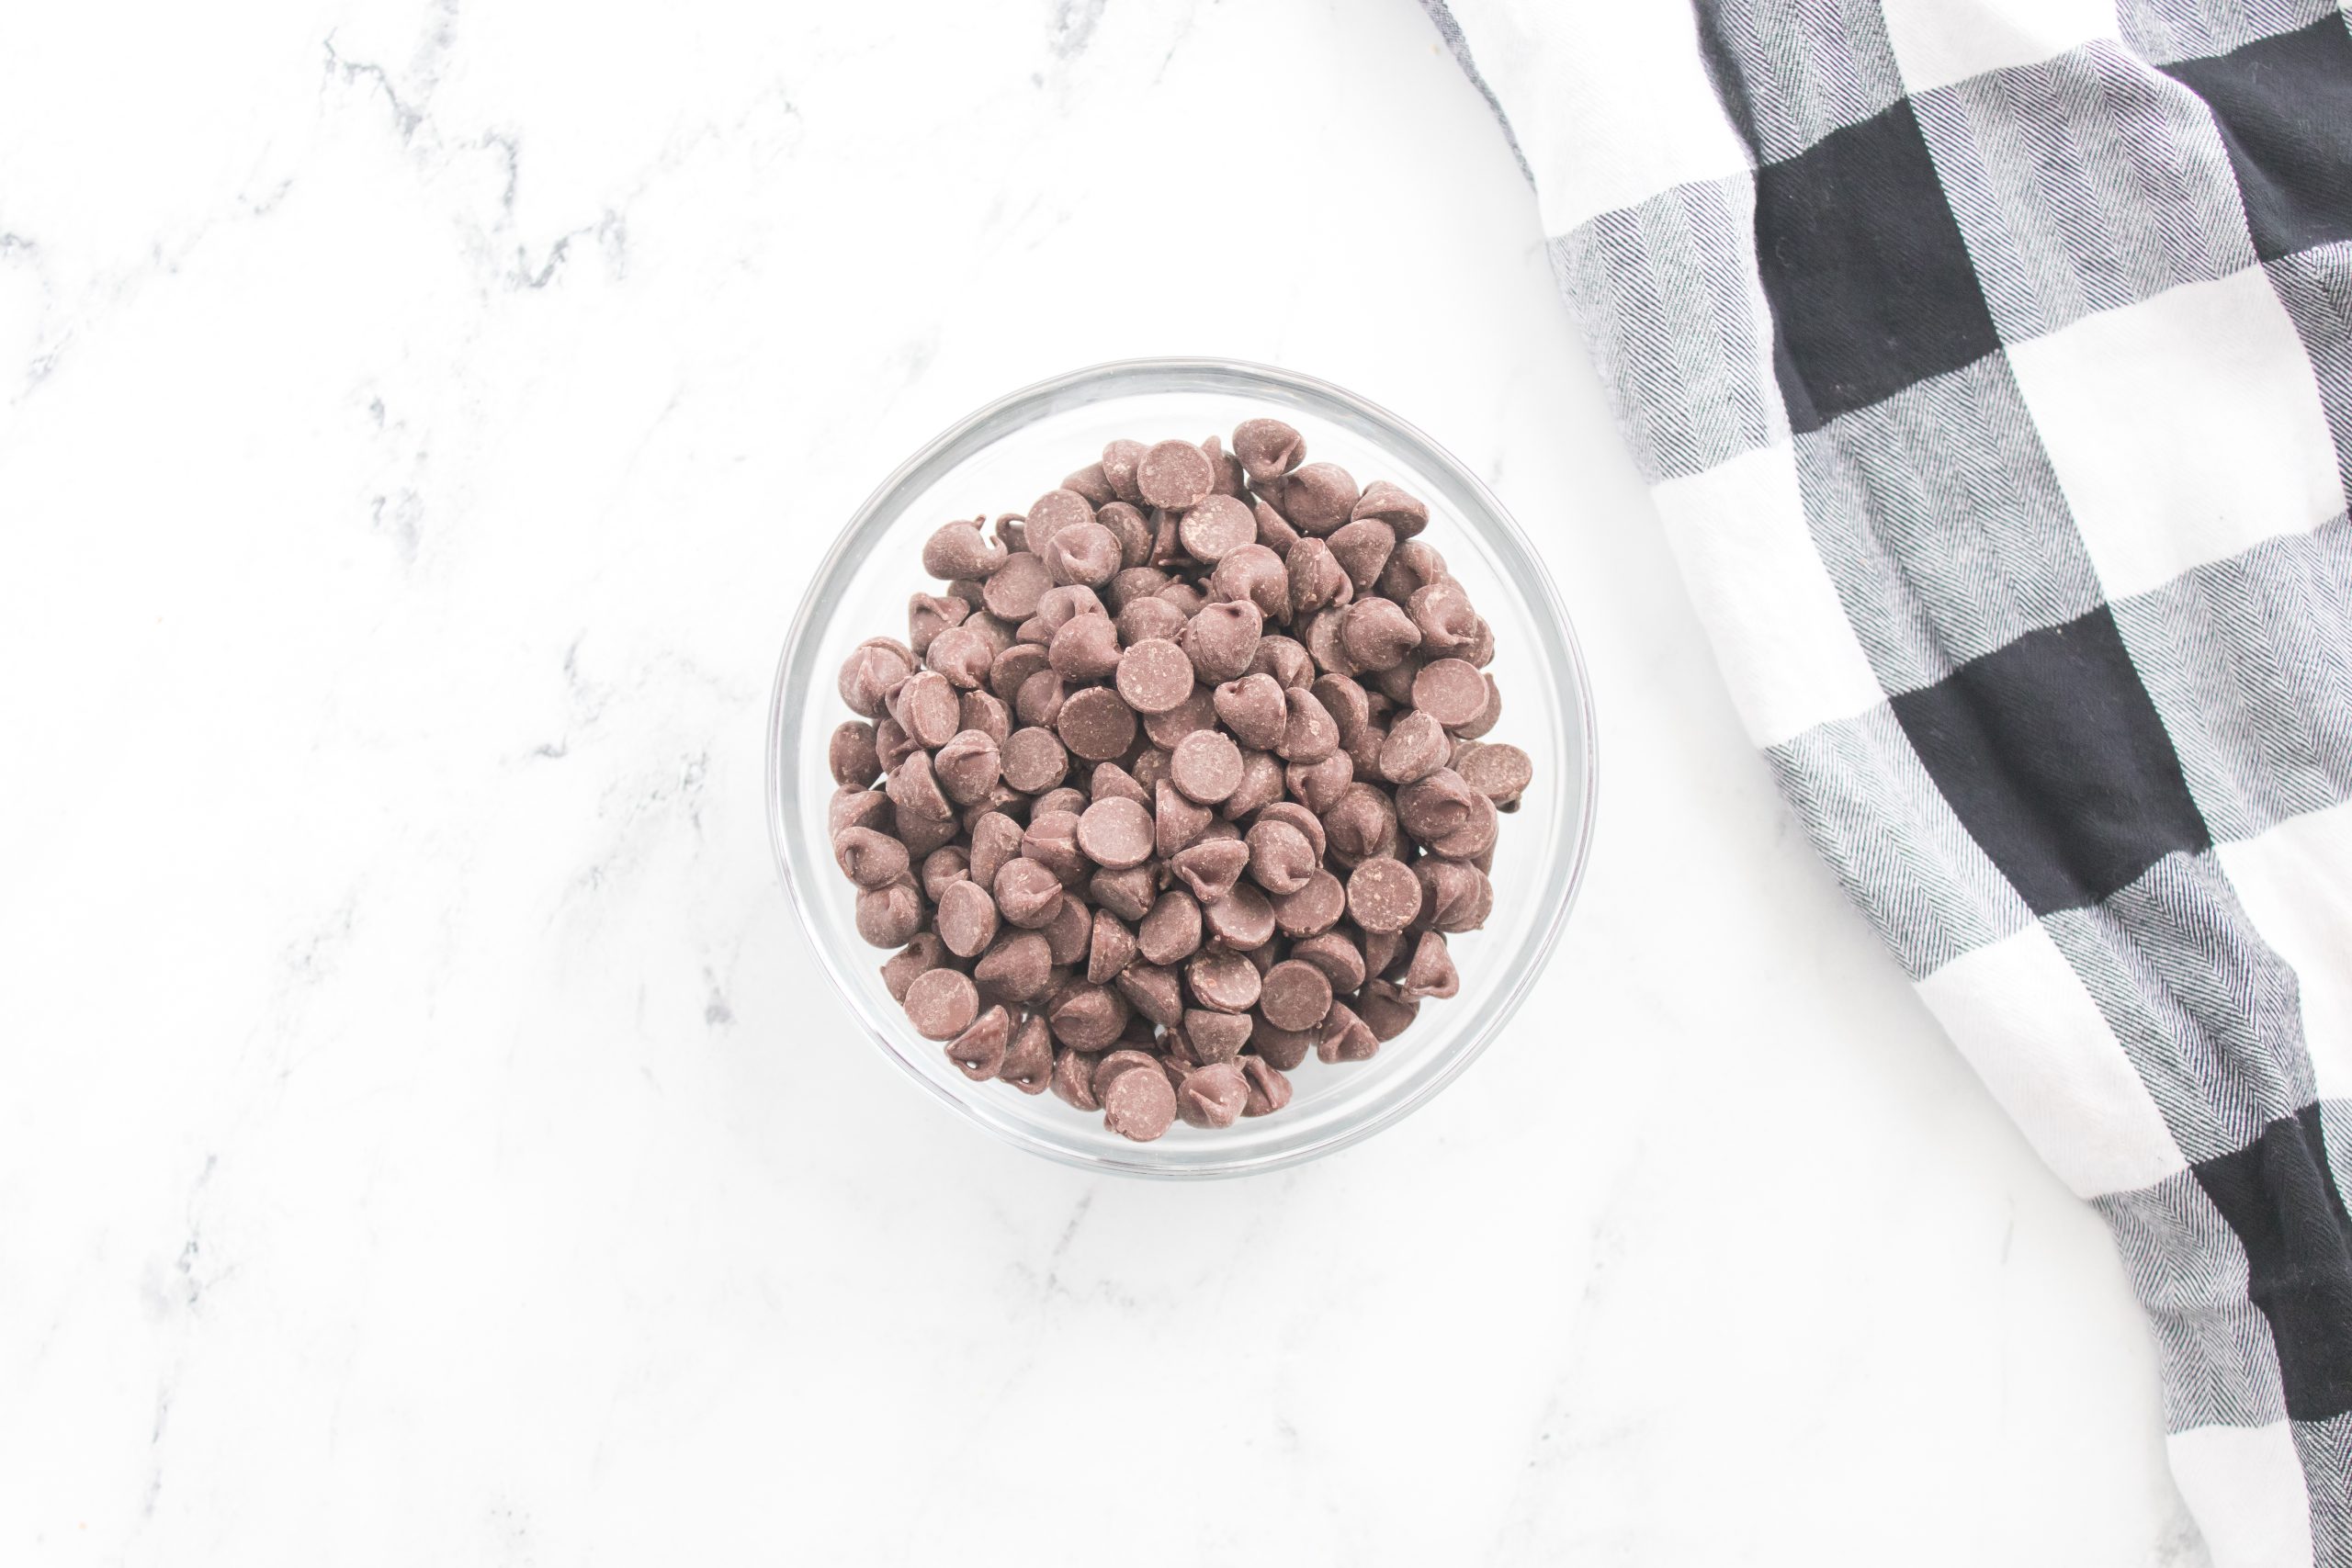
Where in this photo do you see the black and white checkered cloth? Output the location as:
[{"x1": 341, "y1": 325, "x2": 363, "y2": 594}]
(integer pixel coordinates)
[{"x1": 1425, "y1": 0, "x2": 2352, "y2": 1557}]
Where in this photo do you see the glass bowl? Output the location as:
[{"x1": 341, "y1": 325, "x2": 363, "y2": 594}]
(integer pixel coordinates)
[{"x1": 767, "y1": 358, "x2": 1597, "y2": 1178}]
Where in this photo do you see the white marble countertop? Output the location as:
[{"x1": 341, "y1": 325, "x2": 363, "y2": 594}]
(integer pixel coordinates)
[{"x1": 0, "y1": 1, "x2": 2206, "y2": 1562}]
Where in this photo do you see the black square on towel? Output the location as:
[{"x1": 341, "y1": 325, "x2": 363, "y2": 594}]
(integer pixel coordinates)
[
  {"x1": 1753, "y1": 97, "x2": 2003, "y2": 434},
  {"x1": 1888, "y1": 607, "x2": 2211, "y2": 915},
  {"x1": 2164, "y1": 17, "x2": 2352, "y2": 262},
  {"x1": 2195, "y1": 1105, "x2": 2352, "y2": 1421}
]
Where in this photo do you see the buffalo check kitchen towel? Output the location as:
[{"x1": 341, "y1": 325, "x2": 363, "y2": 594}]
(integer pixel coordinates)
[{"x1": 1424, "y1": 0, "x2": 2352, "y2": 1559}]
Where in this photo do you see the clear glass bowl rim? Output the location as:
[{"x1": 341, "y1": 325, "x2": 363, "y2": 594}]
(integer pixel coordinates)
[{"x1": 766, "y1": 356, "x2": 1599, "y2": 1179}]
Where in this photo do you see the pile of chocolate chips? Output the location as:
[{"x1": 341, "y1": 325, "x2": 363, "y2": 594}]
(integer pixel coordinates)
[{"x1": 825, "y1": 419, "x2": 1532, "y2": 1142}]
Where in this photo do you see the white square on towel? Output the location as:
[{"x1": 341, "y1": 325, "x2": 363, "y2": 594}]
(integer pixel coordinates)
[
  {"x1": 2166, "y1": 1421, "x2": 2315, "y2": 1568},
  {"x1": 2007, "y1": 268, "x2": 2344, "y2": 602},
  {"x1": 1917, "y1": 921, "x2": 2188, "y2": 1197},
  {"x1": 1650, "y1": 441, "x2": 1885, "y2": 747},
  {"x1": 1880, "y1": 0, "x2": 2121, "y2": 96},
  {"x1": 1465, "y1": 1, "x2": 1752, "y2": 234},
  {"x1": 2215, "y1": 798, "x2": 2352, "y2": 1102}
]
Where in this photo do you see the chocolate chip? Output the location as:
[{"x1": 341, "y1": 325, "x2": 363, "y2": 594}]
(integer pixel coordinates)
[
  {"x1": 931, "y1": 729, "x2": 1002, "y2": 805},
  {"x1": 935, "y1": 879, "x2": 1000, "y2": 958},
  {"x1": 1351, "y1": 479, "x2": 1429, "y2": 538},
  {"x1": 967, "y1": 812, "x2": 1024, "y2": 887},
  {"x1": 1096, "y1": 501, "x2": 1154, "y2": 570},
  {"x1": 1357, "y1": 981, "x2": 1419, "y2": 1042},
  {"x1": 1453, "y1": 739, "x2": 1532, "y2": 805},
  {"x1": 829, "y1": 783, "x2": 881, "y2": 835},
  {"x1": 1182, "y1": 599, "x2": 1263, "y2": 684},
  {"x1": 1021, "y1": 809, "x2": 1088, "y2": 886},
  {"x1": 1047, "y1": 982, "x2": 1128, "y2": 1050},
  {"x1": 1025, "y1": 488, "x2": 1096, "y2": 549},
  {"x1": 1169, "y1": 728, "x2": 1246, "y2": 805},
  {"x1": 831, "y1": 826, "x2": 909, "y2": 889},
  {"x1": 993, "y1": 857, "x2": 1065, "y2": 929},
  {"x1": 1142, "y1": 682, "x2": 1218, "y2": 750},
  {"x1": 999, "y1": 726, "x2": 1069, "y2": 794},
  {"x1": 1136, "y1": 440, "x2": 1215, "y2": 511},
  {"x1": 880, "y1": 933, "x2": 949, "y2": 1002},
  {"x1": 1254, "y1": 498, "x2": 1300, "y2": 554},
  {"x1": 988, "y1": 641, "x2": 1049, "y2": 704},
  {"x1": 1209, "y1": 674, "x2": 1287, "y2": 755},
  {"x1": 1185, "y1": 949, "x2": 1262, "y2": 1013},
  {"x1": 1042, "y1": 522, "x2": 1121, "y2": 588},
  {"x1": 1137, "y1": 888, "x2": 1204, "y2": 966},
  {"x1": 1285, "y1": 751, "x2": 1354, "y2": 815},
  {"x1": 1102, "y1": 439, "x2": 1147, "y2": 503},
  {"x1": 1114, "y1": 637, "x2": 1195, "y2": 715},
  {"x1": 1087, "y1": 908, "x2": 1137, "y2": 985},
  {"x1": 1272, "y1": 869, "x2": 1345, "y2": 938},
  {"x1": 1074, "y1": 795, "x2": 1153, "y2": 870},
  {"x1": 1340, "y1": 598, "x2": 1421, "y2": 671},
  {"x1": 1202, "y1": 434, "x2": 1246, "y2": 498},
  {"x1": 893, "y1": 804, "x2": 961, "y2": 858},
  {"x1": 941, "y1": 1004, "x2": 1011, "y2": 1077},
  {"x1": 1203, "y1": 883, "x2": 1276, "y2": 949},
  {"x1": 1273, "y1": 461, "x2": 1358, "y2": 535},
  {"x1": 1231, "y1": 418, "x2": 1305, "y2": 483},
  {"x1": 1276, "y1": 685, "x2": 1340, "y2": 764},
  {"x1": 998, "y1": 1013, "x2": 1055, "y2": 1092},
  {"x1": 1102, "y1": 1061, "x2": 1177, "y2": 1141},
  {"x1": 920, "y1": 844, "x2": 971, "y2": 902},
  {"x1": 1176, "y1": 1062, "x2": 1250, "y2": 1129},
  {"x1": 905, "y1": 967, "x2": 980, "y2": 1041},
  {"x1": 1396, "y1": 767, "x2": 1476, "y2": 844},
  {"x1": 1154, "y1": 779, "x2": 1212, "y2": 860},
  {"x1": 1092, "y1": 1047, "x2": 1160, "y2": 1100},
  {"x1": 1285, "y1": 537, "x2": 1351, "y2": 620},
  {"x1": 910, "y1": 592, "x2": 970, "y2": 659},
  {"x1": 1090, "y1": 863, "x2": 1158, "y2": 923},
  {"x1": 1209, "y1": 545, "x2": 1289, "y2": 621},
  {"x1": 1251, "y1": 1014, "x2": 1315, "y2": 1070},
  {"x1": 1052, "y1": 1045, "x2": 1102, "y2": 1110},
  {"x1": 838, "y1": 637, "x2": 915, "y2": 718},
  {"x1": 1215, "y1": 749, "x2": 1282, "y2": 823},
  {"x1": 1090, "y1": 761, "x2": 1148, "y2": 807},
  {"x1": 1182, "y1": 1009, "x2": 1252, "y2": 1065},
  {"x1": 1239, "y1": 1055, "x2": 1293, "y2": 1116},
  {"x1": 1244, "y1": 818, "x2": 1317, "y2": 896},
  {"x1": 1116, "y1": 593, "x2": 1186, "y2": 647},
  {"x1": 1259, "y1": 959, "x2": 1335, "y2": 1032},
  {"x1": 1114, "y1": 963, "x2": 1184, "y2": 1027},
  {"x1": 1046, "y1": 898, "x2": 1093, "y2": 974},
  {"x1": 854, "y1": 878, "x2": 924, "y2": 947},
  {"x1": 1170, "y1": 838, "x2": 1250, "y2": 904},
  {"x1": 1014, "y1": 668, "x2": 1066, "y2": 728},
  {"x1": 1454, "y1": 671, "x2": 1503, "y2": 740},
  {"x1": 1377, "y1": 709, "x2": 1450, "y2": 784},
  {"x1": 1055, "y1": 687, "x2": 1136, "y2": 762},
  {"x1": 829, "y1": 722, "x2": 881, "y2": 788},
  {"x1": 1327, "y1": 518, "x2": 1396, "y2": 595},
  {"x1": 1253, "y1": 637, "x2": 1315, "y2": 690},
  {"x1": 1401, "y1": 931, "x2": 1461, "y2": 1000},
  {"x1": 1346, "y1": 857, "x2": 1422, "y2": 934},
  {"x1": 980, "y1": 552, "x2": 1053, "y2": 621},
  {"x1": 1323, "y1": 782, "x2": 1398, "y2": 865},
  {"x1": 959, "y1": 689, "x2": 1011, "y2": 744},
  {"x1": 1317, "y1": 1000, "x2": 1379, "y2": 1063},
  {"x1": 1178, "y1": 493, "x2": 1257, "y2": 562},
  {"x1": 975, "y1": 930, "x2": 1054, "y2": 1003},
  {"x1": 922, "y1": 521, "x2": 1009, "y2": 581}
]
